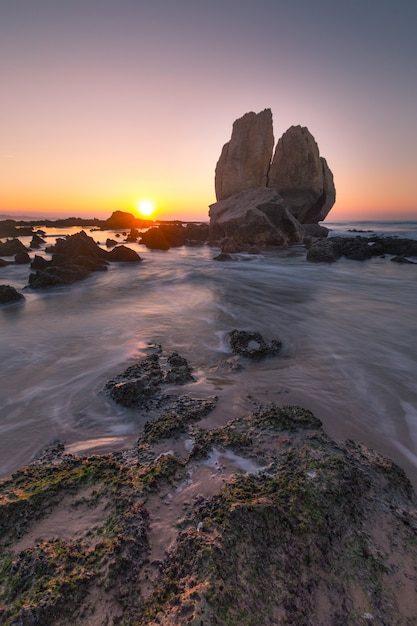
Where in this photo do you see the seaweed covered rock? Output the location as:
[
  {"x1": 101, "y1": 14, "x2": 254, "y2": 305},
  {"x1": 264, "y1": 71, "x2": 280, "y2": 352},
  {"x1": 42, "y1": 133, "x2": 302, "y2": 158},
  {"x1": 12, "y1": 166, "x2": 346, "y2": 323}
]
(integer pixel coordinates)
[
  {"x1": 0, "y1": 454, "x2": 150, "y2": 625},
  {"x1": 140, "y1": 406, "x2": 417, "y2": 626},
  {"x1": 1, "y1": 404, "x2": 417, "y2": 624},
  {"x1": 106, "y1": 353, "x2": 164, "y2": 408},
  {"x1": 164, "y1": 352, "x2": 195, "y2": 385},
  {"x1": 105, "y1": 350, "x2": 209, "y2": 417}
]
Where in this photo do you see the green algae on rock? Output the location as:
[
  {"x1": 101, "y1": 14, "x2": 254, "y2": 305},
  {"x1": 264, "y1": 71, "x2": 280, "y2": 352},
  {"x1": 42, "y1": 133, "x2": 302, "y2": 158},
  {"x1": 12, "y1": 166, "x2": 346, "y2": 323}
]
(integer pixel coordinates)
[{"x1": 1, "y1": 404, "x2": 417, "y2": 625}]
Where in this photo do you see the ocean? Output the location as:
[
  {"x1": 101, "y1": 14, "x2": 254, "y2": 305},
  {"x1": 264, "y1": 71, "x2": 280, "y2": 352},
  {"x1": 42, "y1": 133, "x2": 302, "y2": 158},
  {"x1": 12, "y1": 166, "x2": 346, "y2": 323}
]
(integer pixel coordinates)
[{"x1": 1, "y1": 220, "x2": 417, "y2": 488}]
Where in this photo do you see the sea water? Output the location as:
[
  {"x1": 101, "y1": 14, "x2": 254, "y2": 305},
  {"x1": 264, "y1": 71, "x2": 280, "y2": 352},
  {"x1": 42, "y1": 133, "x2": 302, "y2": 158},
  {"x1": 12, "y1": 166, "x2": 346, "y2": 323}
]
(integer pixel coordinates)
[{"x1": 0, "y1": 221, "x2": 416, "y2": 488}]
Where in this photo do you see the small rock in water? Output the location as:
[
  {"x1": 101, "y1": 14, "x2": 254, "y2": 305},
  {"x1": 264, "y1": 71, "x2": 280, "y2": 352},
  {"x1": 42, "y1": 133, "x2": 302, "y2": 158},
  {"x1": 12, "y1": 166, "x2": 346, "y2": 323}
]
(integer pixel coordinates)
[
  {"x1": 0, "y1": 284, "x2": 25, "y2": 304},
  {"x1": 229, "y1": 329, "x2": 282, "y2": 358}
]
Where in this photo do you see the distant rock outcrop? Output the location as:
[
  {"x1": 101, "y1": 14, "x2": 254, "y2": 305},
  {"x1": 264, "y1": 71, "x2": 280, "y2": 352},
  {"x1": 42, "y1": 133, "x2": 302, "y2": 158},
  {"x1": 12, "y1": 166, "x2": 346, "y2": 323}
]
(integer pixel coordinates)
[
  {"x1": 28, "y1": 231, "x2": 141, "y2": 288},
  {"x1": 0, "y1": 238, "x2": 28, "y2": 256},
  {"x1": 210, "y1": 109, "x2": 335, "y2": 248},
  {"x1": 306, "y1": 235, "x2": 417, "y2": 263},
  {"x1": 105, "y1": 210, "x2": 151, "y2": 230}
]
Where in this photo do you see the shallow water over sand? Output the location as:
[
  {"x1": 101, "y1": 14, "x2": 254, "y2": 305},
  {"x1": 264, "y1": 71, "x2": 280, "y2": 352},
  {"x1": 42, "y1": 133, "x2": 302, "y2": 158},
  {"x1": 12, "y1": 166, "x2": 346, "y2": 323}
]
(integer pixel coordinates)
[{"x1": 1, "y1": 223, "x2": 417, "y2": 488}]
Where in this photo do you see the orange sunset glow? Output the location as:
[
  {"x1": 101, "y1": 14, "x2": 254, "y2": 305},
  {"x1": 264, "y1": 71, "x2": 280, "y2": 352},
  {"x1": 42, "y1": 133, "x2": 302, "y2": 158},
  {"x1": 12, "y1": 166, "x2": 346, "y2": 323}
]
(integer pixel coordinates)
[{"x1": 0, "y1": 2, "x2": 416, "y2": 223}]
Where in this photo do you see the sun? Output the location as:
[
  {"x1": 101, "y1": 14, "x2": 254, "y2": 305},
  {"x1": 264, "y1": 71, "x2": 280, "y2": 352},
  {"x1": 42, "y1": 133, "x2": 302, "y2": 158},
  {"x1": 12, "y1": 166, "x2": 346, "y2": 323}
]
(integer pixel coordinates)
[{"x1": 136, "y1": 198, "x2": 155, "y2": 217}]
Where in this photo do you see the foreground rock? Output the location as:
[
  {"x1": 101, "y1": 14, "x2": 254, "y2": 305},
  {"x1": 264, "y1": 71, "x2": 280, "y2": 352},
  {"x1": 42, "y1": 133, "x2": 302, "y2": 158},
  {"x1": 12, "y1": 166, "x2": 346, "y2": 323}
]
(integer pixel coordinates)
[
  {"x1": 1, "y1": 404, "x2": 417, "y2": 624},
  {"x1": 104, "y1": 349, "x2": 213, "y2": 419},
  {"x1": 210, "y1": 109, "x2": 335, "y2": 249},
  {"x1": 28, "y1": 231, "x2": 141, "y2": 288}
]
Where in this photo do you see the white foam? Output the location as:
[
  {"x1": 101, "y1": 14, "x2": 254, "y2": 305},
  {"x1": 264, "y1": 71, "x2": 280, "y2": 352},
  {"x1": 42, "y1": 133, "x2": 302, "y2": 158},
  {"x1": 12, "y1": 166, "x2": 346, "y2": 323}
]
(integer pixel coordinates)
[{"x1": 202, "y1": 447, "x2": 266, "y2": 474}]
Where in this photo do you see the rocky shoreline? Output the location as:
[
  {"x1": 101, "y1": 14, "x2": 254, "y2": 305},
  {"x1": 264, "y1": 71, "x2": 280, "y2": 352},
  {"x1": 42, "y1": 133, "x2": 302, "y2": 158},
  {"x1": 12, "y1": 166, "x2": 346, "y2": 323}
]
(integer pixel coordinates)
[
  {"x1": 1, "y1": 215, "x2": 416, "y2": 304},
  {"x1": 2, "y1": 104, "x2": 416, "y2": 622},
  {"x1": 1, "y1": 335, "x2": 417, "y2": 624}
]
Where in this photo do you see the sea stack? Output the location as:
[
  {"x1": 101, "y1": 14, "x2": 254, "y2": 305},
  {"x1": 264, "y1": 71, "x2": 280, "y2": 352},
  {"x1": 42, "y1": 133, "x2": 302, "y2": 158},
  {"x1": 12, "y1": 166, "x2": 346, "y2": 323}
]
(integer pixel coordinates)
[
  {"x1": 215, "y1": 109, "x2": 274, "y2": 201},
  {"x1": 209, "y1": 109, "x2": 336, "y2": 248},
  {"x1": 268, "y1": 124, "x2": 336, "y2": 223}
]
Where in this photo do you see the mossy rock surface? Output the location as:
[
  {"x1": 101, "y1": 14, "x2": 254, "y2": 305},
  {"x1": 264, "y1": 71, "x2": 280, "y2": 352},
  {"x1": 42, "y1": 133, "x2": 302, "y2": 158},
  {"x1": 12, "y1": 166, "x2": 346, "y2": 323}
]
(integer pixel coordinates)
[{"x1": 1, "y1": 405, "x2": 417, "y2": 625}]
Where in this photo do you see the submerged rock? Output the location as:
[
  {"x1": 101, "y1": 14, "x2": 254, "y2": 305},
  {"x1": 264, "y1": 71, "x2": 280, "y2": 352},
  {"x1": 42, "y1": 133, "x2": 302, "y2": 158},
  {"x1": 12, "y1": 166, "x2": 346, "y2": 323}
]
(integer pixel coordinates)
[
  {"x1": 0, "y1": 284, "x2": 25, "y2": 304},
  {"x1": 213, "y1": 252, "x2": 234, "y2": 261},
  {"x1": 391, "y1": 255, "x2": 417, "y2": 264},
  {"x1": 229, "y1": 329, "x2": 282, "y2": 358}
]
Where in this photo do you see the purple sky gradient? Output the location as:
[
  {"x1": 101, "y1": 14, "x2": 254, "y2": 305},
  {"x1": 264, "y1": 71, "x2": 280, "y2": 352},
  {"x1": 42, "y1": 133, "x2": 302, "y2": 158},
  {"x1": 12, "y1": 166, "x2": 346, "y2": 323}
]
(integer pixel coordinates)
[{"x1": 1, "y1": 0, "x2": 416, "y2": 220}]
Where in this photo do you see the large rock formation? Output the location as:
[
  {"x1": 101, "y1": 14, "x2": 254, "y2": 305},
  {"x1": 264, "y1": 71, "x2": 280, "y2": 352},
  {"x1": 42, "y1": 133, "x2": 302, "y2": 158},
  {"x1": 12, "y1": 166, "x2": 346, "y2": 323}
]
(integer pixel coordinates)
[
  {"x1": 268, "y1": 125, "x2": 335, "y2": 223},
  {"x1": 210, "y1": 109, "x2": 336, "y2": 247},
  {"x1": 209, "y1": 187, "x2": 303, "y2": 249},
  {"x1": 215, "y1": 109, "x2": 274, "y2": 201}
]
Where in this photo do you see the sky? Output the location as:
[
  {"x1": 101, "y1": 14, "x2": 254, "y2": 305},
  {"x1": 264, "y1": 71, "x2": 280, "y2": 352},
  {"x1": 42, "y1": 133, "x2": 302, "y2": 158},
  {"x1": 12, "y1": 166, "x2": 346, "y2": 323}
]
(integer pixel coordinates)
[{"x1": 1, "y1": 0, "x2": 416, "y2": 222}]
